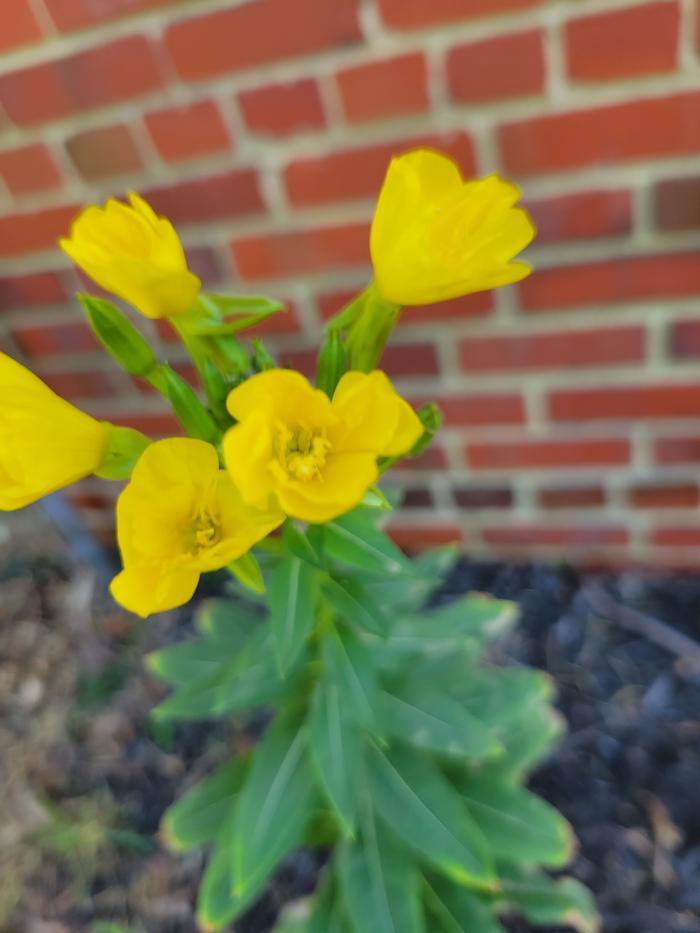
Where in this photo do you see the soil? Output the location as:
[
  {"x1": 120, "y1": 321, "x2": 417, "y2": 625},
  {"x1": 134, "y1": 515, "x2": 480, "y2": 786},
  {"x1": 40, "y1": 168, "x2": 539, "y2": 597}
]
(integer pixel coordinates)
[{"x1": 2, "y1": 508, "x2": 700, "y2": 932}]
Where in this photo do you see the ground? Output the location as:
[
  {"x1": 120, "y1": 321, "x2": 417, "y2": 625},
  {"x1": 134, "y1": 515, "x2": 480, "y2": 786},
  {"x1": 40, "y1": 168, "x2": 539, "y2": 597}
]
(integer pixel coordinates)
[{"x1": 1, "y1": 506, "x2": 699, "y2": 932}]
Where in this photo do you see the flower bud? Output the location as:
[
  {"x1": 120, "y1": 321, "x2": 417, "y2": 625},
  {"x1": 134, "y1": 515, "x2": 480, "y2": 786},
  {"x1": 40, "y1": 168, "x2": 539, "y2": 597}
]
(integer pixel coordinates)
[{"x1": 79, "y1": 294, "x2": 157, "y2": 377}]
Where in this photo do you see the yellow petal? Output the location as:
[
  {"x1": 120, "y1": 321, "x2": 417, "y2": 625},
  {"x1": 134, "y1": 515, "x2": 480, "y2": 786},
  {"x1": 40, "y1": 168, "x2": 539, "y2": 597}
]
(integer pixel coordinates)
[
  {"x1": 331, "y1": 370, "x2": 422, "y2": 456},
  {"x1": 110, "y1": 562, "x2": 200, "y2": 618},
  {"x1": 275, "y1": 451, "x2": 378, "y2": 524},
  {"x1": 226, "y1": 369, "x2": 336, "y2": 429},
  {"x1": 222, "y1": 411, "x2": 276, "y2": 511}
]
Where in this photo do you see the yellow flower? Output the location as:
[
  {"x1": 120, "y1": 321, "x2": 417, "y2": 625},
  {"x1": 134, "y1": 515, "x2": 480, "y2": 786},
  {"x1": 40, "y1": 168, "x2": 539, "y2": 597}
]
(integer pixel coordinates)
[
  {"x1": 60, "y1": 193, "x2": 201, "y2": 320},
  {"x1": 0, "y1": 352, "x2": 108, "y2": 510},
  {"x1": 370, "y1": 148, "x2": 535, "y2": 305},
  {"x1": 110, "y1": 438, "x2": 283, "y2": 618},
  {"x1": 223, "y1": 369, "x2": 422, "y2": 524}
]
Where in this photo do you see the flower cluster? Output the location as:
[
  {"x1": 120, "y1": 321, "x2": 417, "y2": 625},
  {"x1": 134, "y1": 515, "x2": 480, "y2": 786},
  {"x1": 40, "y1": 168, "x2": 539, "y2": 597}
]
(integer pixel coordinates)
[{"x1": 0, "y1": 148, "x2": 534, "y2": 617}]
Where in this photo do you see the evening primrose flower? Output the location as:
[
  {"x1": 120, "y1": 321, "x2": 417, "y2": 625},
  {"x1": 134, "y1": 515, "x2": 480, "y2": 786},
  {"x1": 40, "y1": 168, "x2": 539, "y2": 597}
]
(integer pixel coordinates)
[
  {"x1": 370, "y1": 148, "x2": 535, "y2": 305},
  {"x1": 60, "y1": 193, "x2": 200, "y2": 320},
  {"x1": 223, "y1": 369, "x2": 422, "y2": 524},
  {"x1": 110, "y1": 438, "x2": 283, "y2": 618},
  {"x1": 0, "y1": 352, "x2": 108, "y2": 509}
]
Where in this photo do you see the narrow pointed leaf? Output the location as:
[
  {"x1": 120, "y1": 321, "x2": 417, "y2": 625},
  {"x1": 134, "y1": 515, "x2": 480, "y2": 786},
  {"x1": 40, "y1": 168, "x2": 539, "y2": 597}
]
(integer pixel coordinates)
[
  {"x1": 368, "y1": 744, "x2": 494, "y2": 888},
  {"x1": 161, "y1": 756, "x2": 248, "y2": 852},
  {"x1": 309, "y1": 679, "x2": 362, "y2": 837},
  {"x1": 232, "y1": 715, "x2": 317, "y2": 900},
  {"x1": 323, "y1": 575, "x2": 388, "y2": 636},
  {"x1": 269, "y1": 555, "x2": 317, "y2": 673},
  {"x1": 497, "y1": 866, "x2": 600, "y2": 933},
  {"x1": 309, "y1": 867, "x2": 349, "y2": 933},
  {"x1": 457, "y1": 776, "x2": 574, "y2": 867},
  {"x1": 394, "y1": 595, "x2": 517, "y2": 654},
  {"x1": 338, "y1": 811, "x2": 424, "y2": 933},
  {"x1": 194, "y1": 598, "x2": 261, "y2": 645},
  {"x1": 379, "y1": 686, "x2": 501, "y2": 760},
  {"x1": 425, "y1": 875, "x2": 504, "y2": 933},
  {"x1": 228, "y1": 552, "x2": 265, "y2": 594},
  {"x1": 146, "y1": 639, "x2": 237, "y2": 687},
  {"x1": 321, "y1": 626, "x2": 380, "y2": 731},
  {"x1": 321, "y1": 510, "x2": 411, "y2": 576}
]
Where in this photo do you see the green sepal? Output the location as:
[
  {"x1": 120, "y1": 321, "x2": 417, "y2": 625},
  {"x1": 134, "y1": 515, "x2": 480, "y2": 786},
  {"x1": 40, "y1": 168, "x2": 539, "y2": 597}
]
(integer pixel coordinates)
[
  {"x1": 227, "y1": 552, "x2": 266, "y2": 594},
  {"x1": 316, "y1": 327, "x2": 347, "y2": 398},
  {"x1": 158, "y1": 364, "x2": 219, "y2": 443},
  {"x1": 78, "y1": 294, "x2": 158, "y2": 378},
  {"x1": 340, "y1": 282, "x2": 401, "y2": 373},
  {"x1": 94, "y1": 423, "x2": 150, "y2": 480}
]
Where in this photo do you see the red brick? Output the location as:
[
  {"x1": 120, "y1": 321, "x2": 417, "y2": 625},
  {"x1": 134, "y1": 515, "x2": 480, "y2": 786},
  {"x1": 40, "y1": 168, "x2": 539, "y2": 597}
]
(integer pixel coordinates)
[
  {"x1": 66, "y1": 124, "x2": 142, "y2": 180},
  {"x1": 459, "y1": 325, "x2": 645, "y2": 373},
  {"x1": 317, "y1": 288, "x2": 493, "y2": 324},
  {"x1": 231, "y1": 222, "x2": 370, "y2": 282},
  {"x1": 418, "y1": 394, "x2": 525, "y2": 427},
  {"x1": 519, "y1": 253, "x2": 700, "y2": 312},
  {"x1": 651, "y1": 527, "x2": 700, "y2": 547},
  {"x1": 38, "y1": 369, "x2": 129, "y2": 399},
  {"x1": 239, "y1": 78, "x2": 326, "y2": 138},
  {"x1": 0, "y1": 144, "x2": 61, "y2": 196},
  {"x1": 0, "y1": 0, "x2": 41, "y2": 52},
  {"x1": 526, "y1": 190, "x2": 633, "y2": 242},
  {"x1": 12, "y1": 321, "x2": 98, "y2": 358},
  {"x1": 654, "y1": 435, "x2": 700, "y2": 465},
  {"x1": 0, "y1": 204, "x2": 79, "y2": 258},
  {"x1": 145, "y1": 101, "x2": 230, "y2": 163},
  {"x1": 44, "y1": 0, "x2": 169, "y2": 31},
  {"x1": 401, "y1": 487, "x2": 434, "y2": 508},
  {"x1": 629, "y1": 483, "x2": 699, "y2": 508},
  {"x1": 0, "y1": 272, "x2": 68, "y2": 311},
  {"x1": 467, "y1": 438, "x2": 630, "y2": 470},
  {"x1": 482, "y1": 524, "x2": 627, "y2": 548},
  {"x1": 447, "y1": 30, "x2": 545, "y2": 103},
  {"x1": 387, "y1": 523, "x2": 465, "y2": 549},
  {"x1": 538, "y1": 486, "x2": 606, "y2": 509},
  {"x1": 393, "y1": 445, "x2": 449, "y2": 471},
  {"x1": 454, "y1": 486, "x2": 513, "y2": 508},
  {"x1": 499, "y1": 92, "x2": 700, "y2": 177},
  {"x1": 565, "y1": 2, "x2": 679, "y2": 83},
  {"x1": 656, "y1": 176, "x2": 700, "y2": 231},
  {"x1": 284, "y1": 131, "x2": 475, "y2": 207},
  {"x1": 549, "y1": 384, "x2": 700, "y2": 422},
  {"x1": 669, "y1": 320, "x2": 700, "y2": 360},
  {"x1": 378, "y1": 0, "x2": 543, "y2": 30},
  {"x1": 144, "y1": 170, "x2": 264, "y2": 225},
  {"x1": 166, "y1": 0, "x2": 361, "y2": 80},
  {"x1": 280, "y1": 342, "x2": 439, "y2": 381},
  {"x1": 0, "y1": 36, "x2": 164, "y2": 127},
  {"x1": 109, "y1": 411, "x2": 181, "y2": 436},
  {"x1": 337, "y1": 52, "x2": 428, "y2": 123}
]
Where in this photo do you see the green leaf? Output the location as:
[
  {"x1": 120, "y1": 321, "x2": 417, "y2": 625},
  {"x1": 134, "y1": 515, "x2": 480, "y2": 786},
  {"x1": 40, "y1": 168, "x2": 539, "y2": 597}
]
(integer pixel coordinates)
[
  {"x1": 483, "y1": 706, "x2": 565, "y2": 780},
  {"x1": 194, "y1": 598, "x2": 261, "y2": 645},
  {"x1": 323, "y1": 575, "x2": 388, "y2": 636},
  {"x1": 283, "y1": 521, "x2": 325, "y2": 568},
  {"x1": 367, "y1": 744, "x2": 494, "y2": 888},
  {"x1": 161, "y1": 756, "x2": 248, "y2": 853},
  {"x1": 308, "y1": 867, "x2": 349, "y2": 933},
  {"x1": 196, "y1": 808, "x2": 265, "y2": 932},
  {"x1": 425, "y1": 874, "x2": 504, "y2": 933},
  {"x1": 228, "y1": 552, "x2": 266, "y2": 594},
  {"x1": 268, "y1": 555, "x2": 317, "y2": 673},
  {"x1": 152, "y1": 629, "x2": 285, "y2": 721},
  {"x1": 379, "y1": 686, "x2": 501, "y2": 761},
  {"x1": 198, "y1": 292, "x2": 285, "y2": 320},
  {"x1": 456, "y1": 668, "x2": 554, "y2": 728},
  {"x1": 309, "y1": 679, "x2": 363, "y2": 838},
  {"x1": 338, "y1": 810, "x2": 425, "y2": 933},
  {"x1": 394, "y1": 594, "x2": 517, "y2": 655},
  {"x1": 145, "y1": 639, "x2": 236, "y2": 687},
  {"x1": 232, "y1": 714, "x2": 318, "y2": 901},
  {"x1": 321, "y1": 626, "x2": 380, "y2": 731},
  {"x1": 321, "y1": 510, "x2": 411, "y2": 577},
  {"x1": 456, "y1": 775, "x2": 574, "y2": 867},
  {"x1": 361, "y1": 544, "x2": 460, "y2": 616},
  {"x1": 497, "y1": 865, "x2": 600, "y2": 933}
]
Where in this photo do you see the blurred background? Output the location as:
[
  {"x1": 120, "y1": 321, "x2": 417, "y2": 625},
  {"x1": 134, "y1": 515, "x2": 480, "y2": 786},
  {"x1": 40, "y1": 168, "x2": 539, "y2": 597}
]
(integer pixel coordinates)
[
  {"x1": 1, "y1": 0, "x2": 700, "y2": 563},
  {"x1": 2, "y1": 1, "x2": 700, "y2": 931}
]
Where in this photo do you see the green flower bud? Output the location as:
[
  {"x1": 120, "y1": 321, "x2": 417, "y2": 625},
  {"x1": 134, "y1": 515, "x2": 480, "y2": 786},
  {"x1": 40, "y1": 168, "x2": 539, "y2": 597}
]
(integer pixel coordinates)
[
  {"x1": 78, "y1": 294, "x2": 157, "y2": 377},
  {"x1": 315, "y1": 328, "x2": 347, "y2": 398},
  {"x1": 158, "y1": 365, "x2": 219, "y2": 444},
  {"x1": 95, "y1": 424, "x2": 150, "y2": 480}
]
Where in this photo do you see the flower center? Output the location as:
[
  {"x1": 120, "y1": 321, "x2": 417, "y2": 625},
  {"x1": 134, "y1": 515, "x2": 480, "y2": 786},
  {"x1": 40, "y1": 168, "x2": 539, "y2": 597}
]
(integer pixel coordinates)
[
  {"x1": 277, "y1": 425, "x2": 332, "y2": 482},
  {"x1": 190, "y1": 509, "x2": 220, "y2": 552}
]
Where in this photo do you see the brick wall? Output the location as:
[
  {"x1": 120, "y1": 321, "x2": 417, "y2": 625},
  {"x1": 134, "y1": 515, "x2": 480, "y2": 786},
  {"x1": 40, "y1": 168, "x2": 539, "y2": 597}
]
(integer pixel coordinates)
[{"x1": 2, "y1": 0, "x2": 700, "y2": 567}]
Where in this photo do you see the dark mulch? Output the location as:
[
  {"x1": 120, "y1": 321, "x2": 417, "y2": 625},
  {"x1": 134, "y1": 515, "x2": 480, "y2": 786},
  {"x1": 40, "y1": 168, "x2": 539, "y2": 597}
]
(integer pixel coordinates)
[{"x1": 3, "y1": 530, "x2": 700, "y2": 931}]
